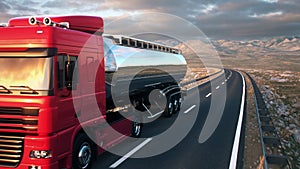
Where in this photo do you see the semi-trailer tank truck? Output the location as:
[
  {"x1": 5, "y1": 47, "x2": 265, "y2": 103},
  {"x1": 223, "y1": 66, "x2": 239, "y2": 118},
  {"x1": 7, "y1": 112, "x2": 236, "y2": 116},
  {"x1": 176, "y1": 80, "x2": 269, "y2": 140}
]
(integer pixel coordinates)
[{"x1": 0, "y1": 15, "x2": 187, "y2": 169}]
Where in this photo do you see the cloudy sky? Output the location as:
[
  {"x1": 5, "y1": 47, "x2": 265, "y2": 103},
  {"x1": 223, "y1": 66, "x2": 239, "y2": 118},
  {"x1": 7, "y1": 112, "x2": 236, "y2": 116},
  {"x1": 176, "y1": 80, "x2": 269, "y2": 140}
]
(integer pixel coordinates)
[{"x1": 1, "y1": 0, "x2": 300, "y2": 40}]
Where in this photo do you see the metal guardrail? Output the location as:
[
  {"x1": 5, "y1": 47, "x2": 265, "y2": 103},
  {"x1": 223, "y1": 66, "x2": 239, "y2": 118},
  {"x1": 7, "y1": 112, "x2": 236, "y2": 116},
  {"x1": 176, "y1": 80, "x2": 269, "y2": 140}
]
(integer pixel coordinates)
[
  {"x1": 180, "y1": 69, "x2": 223, "y2": 88},
  {"x1": 245, "y1": 73, "x2": 291, "y2": 169}
]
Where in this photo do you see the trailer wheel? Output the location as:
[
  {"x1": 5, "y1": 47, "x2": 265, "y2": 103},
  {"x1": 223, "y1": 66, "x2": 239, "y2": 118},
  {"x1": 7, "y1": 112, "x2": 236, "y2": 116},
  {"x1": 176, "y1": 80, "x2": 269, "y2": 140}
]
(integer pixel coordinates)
[
  {"x1": 173, "y1": 97, "x2": 179, "y2": 114},
  {"x1": 178, "y1": 96, "x2": 182, "y2": 109},
  {"x1": 72, "y1": 133, "x2": 95, "y2": 169},
  {"x1": 132, "y1": 121, "x2": 142, "y2": 137},
  {"x1": 164, "y1": 97, "x2": 174, "y2": 117},
  {"x1": 174, "y1": 95, "x2": 182, "y2": 114}
]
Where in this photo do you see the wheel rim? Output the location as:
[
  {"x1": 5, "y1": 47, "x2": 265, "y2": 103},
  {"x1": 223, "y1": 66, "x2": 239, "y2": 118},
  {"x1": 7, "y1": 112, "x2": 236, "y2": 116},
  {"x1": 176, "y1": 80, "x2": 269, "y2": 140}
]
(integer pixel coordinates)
[
  {"x1": 78, "y1": 142, "x2": 92, "y2": 169},
  {"x1": 168, "y1": 102, "x2": 173, "y2": 115},
  {"x1": 179, "y1": 98, "x2": 182, "y2": 108},
  {"x1": 133, "y1": 122, "x2": 141, "y2": 136},
  {"x1": 174, "y1": 99, "x2": 178, "y2": 111}
]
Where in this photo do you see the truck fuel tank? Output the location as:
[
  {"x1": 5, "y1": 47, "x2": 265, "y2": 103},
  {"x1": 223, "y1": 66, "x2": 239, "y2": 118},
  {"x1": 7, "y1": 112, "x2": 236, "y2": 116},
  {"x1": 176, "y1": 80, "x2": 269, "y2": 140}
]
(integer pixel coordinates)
[{"x1": 104, "y1": 35, "x2": 187, "y2": 86}]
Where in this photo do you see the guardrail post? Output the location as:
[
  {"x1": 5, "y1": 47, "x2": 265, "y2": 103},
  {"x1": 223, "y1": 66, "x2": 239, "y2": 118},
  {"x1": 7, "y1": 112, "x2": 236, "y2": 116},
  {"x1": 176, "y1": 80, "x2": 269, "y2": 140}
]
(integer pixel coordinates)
[{"x1": 266, "y1": 154, "x2": 288, "y2": 166}]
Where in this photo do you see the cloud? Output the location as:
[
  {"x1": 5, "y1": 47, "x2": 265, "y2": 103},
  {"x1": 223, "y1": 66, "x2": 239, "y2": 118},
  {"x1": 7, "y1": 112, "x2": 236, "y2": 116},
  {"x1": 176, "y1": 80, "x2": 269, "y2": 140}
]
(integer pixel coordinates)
[
  {"x1": 190, "y1": 0, "x2": 300, "y2": 39},
  {"x1": 250, "y1": 11, "x2": 283, "y2": 18},
  {"x1": 260, "y1": 0, "x2": 278, "y2": 3},
  {"x1": 0, "y1": 0, "x2": 299, "y2": 40},
  {"x1": 200, "y1": 4, "x2": 217, "y2": 14},
  {"x1": 0, "y1": 1, "x2": 11, "y2": 12},
  {"x1": 41, "y1": 0, "x2": 67, "y2": 8}
]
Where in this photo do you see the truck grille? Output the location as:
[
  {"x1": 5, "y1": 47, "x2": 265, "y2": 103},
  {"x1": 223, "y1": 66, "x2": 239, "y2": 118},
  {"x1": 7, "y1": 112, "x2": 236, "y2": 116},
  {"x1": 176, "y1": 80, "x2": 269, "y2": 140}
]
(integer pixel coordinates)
[
  {"x1": 0, "y1": 134, "x2": 24, "y2": 167},
  {"x1": 0, "y1": 107, "x2": 39, "y2": 133}
]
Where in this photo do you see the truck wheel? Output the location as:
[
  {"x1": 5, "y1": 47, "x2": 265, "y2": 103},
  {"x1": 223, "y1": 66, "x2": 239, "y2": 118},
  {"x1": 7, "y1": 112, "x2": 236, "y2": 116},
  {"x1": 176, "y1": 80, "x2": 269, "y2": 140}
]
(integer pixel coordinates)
[
  {"x1": 178, "y1": 96, "x2": 182, "y2": 109},
  {"x1": 164, "y1": 97, "x2": 174, "y2": 117},
  {"x1": 132, "y1": 121, "x2": 142, "y2": 137},
  {"x1": 174, "y1": 95, "x2": 182, "y2": 113},
  {"x1": 72, "y1": 133, "x2": 95, "y2": 169},
  {"x1": 173, "y1": 97, "x2": 179, "y2": 114}
]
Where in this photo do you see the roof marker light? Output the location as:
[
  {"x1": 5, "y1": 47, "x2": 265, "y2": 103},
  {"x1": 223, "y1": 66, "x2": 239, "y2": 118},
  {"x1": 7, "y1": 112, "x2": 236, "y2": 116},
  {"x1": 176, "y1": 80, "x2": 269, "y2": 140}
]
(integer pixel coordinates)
[
  {"x1": 43, "y1": 17, "x2": 52, "y2": 26},
  {"x1": 28, "y1": 16, "x2": 39, "y2": 25},
  {"x1": 42, "y1": 17, "x2": 69, "y2": 29}
]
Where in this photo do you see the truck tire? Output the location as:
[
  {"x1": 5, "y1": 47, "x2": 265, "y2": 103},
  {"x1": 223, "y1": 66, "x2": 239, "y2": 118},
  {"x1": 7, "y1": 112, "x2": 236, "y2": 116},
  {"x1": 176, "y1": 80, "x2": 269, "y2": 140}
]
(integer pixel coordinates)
[
  {"x1": 164, "y1": 97, "x2": 174, "y2": 117},
  {"x1": 72, "y1": 133, "x2": 95, "y2": 169},
  {"x1": 132, "y1": 121, "x2": 142, "y2": 137},
  {"x1": 173, "y1": 97, "x2": 179, "y2": 114},
  {"x1": 173, "y1": 94, "x2": 182, "y2": 114}
]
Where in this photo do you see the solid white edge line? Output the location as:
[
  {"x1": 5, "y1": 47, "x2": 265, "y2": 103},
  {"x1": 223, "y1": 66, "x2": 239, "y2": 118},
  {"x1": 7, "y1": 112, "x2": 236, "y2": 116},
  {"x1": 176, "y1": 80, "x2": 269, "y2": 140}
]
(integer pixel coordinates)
[
  {"x1": 109, "y1": 138, "x2": 153, "y2": 168},
  {"x1": 228, "y1": 72, "x2": 246, "y2": 169},
  {"x1": 183, "y1": 105, "x2": 196, "y2": 114},
  {"x1": 205, "y1": 93, "x2": 212, "y2": 98}
]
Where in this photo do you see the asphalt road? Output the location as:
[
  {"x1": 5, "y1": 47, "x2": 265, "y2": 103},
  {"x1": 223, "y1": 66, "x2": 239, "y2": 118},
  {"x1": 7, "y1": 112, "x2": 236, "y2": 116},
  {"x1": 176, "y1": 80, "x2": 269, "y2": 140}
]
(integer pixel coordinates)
[{"x1": 92, "y1": 69, "x2": 246, "y2": 169}]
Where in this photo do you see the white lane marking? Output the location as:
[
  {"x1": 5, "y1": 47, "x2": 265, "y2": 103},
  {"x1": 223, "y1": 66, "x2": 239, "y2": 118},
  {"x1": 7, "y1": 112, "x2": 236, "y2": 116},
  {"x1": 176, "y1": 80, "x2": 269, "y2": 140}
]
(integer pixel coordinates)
[
  {"x1": 183, "y1": 105, "x2": 196, "y2": 114},
  {"x1": 205, "y1": 93, "x2": 212, "y2": 98},
  {"x1": 222, "y1": 82, "x2": 225, "y2": 85},
  {"x1": 216, "y1": 86, "x2": 220, "y2": 90},
  {"x1": 228, "y1": 72, "x2": 246, "y2": 169},
  {"x1": 109, "y1": 138, "x2": 153, "y2": 168},
  {"x1": 225, "y1": 79, "x2": 227, "y2": 82}
]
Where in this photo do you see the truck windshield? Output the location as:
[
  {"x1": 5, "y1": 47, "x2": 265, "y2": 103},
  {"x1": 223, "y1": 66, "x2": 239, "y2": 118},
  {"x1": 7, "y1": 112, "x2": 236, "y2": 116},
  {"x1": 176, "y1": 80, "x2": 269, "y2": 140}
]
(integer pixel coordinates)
[{"x1": 0, "y1": 57, "x2": 52, "y2": 94}]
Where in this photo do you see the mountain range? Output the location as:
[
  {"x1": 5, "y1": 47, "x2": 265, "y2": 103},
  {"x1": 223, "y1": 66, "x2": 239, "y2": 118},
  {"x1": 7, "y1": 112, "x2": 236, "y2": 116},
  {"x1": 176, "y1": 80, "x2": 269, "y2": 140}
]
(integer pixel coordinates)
[
  {"x1": 212, "y1": 36, "x2": 300, "y2": 56},
  {"x1": 170, "y1": 36, "x2": 300, "y2": 71}
]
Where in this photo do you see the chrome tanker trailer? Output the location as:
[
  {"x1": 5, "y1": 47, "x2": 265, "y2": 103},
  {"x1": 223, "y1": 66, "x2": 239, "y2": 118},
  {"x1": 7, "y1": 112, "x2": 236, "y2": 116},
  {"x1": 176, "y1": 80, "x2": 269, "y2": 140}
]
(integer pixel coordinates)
[{"x1": 103, "y1": 35, "x2": 187, "y2": 120}]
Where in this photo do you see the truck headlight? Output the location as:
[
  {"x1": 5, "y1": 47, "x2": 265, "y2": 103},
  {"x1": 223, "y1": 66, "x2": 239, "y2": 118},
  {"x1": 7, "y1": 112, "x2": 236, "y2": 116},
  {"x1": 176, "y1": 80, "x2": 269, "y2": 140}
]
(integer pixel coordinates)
[{"x1": 30, "y1": 150, "x2": 52, "y2": 159}]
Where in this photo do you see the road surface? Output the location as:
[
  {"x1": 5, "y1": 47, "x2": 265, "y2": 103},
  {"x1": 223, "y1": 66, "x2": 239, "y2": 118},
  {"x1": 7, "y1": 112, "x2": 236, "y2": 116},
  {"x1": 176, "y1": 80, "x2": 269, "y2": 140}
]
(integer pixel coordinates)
[{"x1": 92, "y1": 69, "x2": 246, "y2": 169}]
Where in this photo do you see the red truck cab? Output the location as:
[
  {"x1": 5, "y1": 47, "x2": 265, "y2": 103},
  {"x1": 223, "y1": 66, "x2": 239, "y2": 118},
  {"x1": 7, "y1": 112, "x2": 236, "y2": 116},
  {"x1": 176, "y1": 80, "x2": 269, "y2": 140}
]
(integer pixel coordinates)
[{"x1": 0, "y1": 16, "x2": 133, "y2": 169}]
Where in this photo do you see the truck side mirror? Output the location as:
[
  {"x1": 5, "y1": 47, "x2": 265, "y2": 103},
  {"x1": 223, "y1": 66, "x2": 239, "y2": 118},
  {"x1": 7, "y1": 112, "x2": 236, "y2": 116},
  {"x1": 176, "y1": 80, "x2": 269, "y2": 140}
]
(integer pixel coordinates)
[{"x1": 65, "y1": 61, "x2": 75, "y2": 90}]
